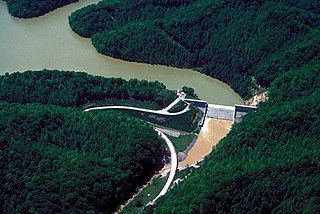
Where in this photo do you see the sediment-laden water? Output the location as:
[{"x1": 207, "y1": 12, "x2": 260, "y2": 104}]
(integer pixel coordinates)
[{"x1": 0, "y1": 0, "x2": 243, "y2": 105}]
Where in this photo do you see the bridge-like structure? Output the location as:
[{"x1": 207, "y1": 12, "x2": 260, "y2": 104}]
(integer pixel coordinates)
[{"x1": 184, "y1": 99, "x2": 256, "y2": 123}]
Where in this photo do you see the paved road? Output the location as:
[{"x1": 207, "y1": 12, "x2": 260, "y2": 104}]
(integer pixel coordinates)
[
  {"x1": 83, "y1": 96, "x2": 180, "y2": 207},
  {"x1": 162, "y1": 93, "x2": 186, "y2": 112},
  {"x1": 84, "y1": 95, "x2": 190, "y2": 116},
  {"x1": 147, "y1": 129, "x2": 177, "y2": 206}
]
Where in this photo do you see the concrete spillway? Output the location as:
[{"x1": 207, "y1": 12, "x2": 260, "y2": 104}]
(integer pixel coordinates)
[{"x1": 206, "y1": 104, "x2": 235, "y2": 120}]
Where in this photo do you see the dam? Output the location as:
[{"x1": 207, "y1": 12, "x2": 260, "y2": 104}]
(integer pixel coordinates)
[{"x1": 184, "y1": 99, "x2": 256, "y2": 123}]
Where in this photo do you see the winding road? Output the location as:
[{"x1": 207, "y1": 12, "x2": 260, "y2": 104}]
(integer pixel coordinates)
[
  {"x1": 83, "y1": 95, "x2": 182, "y2": 207},
  {"x1": 148, "y1": 129, "x2": 177, "y2": 206},
  {"x1": 84, "y1": 93, "x2": 189, "y2": 116},
  {"x1": 84, "y1": 104, "x2": 190, "y2": 115}
]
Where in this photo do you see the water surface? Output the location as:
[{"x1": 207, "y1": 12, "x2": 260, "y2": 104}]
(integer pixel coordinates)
[
  {"x1": 179, "y1": 118, "x2": 232, "y2": 167},
  {"x1": 0, "y1": 0, "x2": 243, "y2": 105}
]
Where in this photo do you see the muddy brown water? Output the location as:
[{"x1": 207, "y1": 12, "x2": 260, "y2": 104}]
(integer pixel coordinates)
[
  {"x1": 0, "y1": 1, "x2": 242, "y2": 210},
  {"x1": 0, "y1": 0, "x2": 243, "y2": 105},
  {"x1": 179, "y1": 118, "x2": 233, "y2": 167}
]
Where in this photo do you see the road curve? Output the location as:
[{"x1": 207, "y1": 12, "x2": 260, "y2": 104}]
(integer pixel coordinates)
[
  {"x1": 83, "y1": 97, "x2": 180, "y2": 207},
  {"x1": 147, "y1": 129, "x2": 178, "y2": 206},
  {"x1": 84, "y1": 105, "x2": 190, "y2": 115},
  {"x1": 84, "y1": 95, "x2": 190, "y2": 116}
]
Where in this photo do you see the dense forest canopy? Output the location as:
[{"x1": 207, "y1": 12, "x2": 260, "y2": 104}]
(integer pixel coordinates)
[
  {"x1": 2, "y1": 0, "x2": 320, "y2": 213},
  {"x1": 69, "y1": 0, "x2": 320, "y2": 98},
  {"x1": 0, "y1": 71, "x2": 195, "y2": 213},
  {"x1": 71, "y1": 0, "x2": 320, "y2": 212},
  {"x1": 0, "y1": 102, "x2": 165, "y2": 213},
  {"x1": 0, "y1": 70, "x2": 178, "y2": 108},
  {"x1": 4, "y1": 0, "x2": 79, "y2": 18},
  {"x1": 153, "y1": 59, "x2": 320, "y2": 213}
]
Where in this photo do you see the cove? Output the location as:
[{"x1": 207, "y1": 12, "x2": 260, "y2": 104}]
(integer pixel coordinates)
[{"x1": 0, "y1": 0, "x2": 242, "y2": 105}]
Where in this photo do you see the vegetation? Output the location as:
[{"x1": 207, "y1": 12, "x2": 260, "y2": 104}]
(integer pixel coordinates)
[
  {"x1": 121, "y1": 104, "x2": 203, "y2": 133},
  {"x1": 0, "y1": 70, "x2": 177, "y2": 108},
  {"x1": 4, "y1": 0, "x2": 79, "y2": 18},
  {"x1": 168, "y1": 134, "x2": 196, "y2": 153},
  {"x1": 123, "y1": 175, "x2": 167, "y2": 214},
  {"x1": 71, "y1": 0, "x2": 320, "y2": 212},
  {"x1": 84, "y1": 98, "x2": 163, "y2": 111},
  {"x1": 151, "y1": 53, "x2": 320, "y2": 213},
  {"x1": 0, "y1": 102, "x2": 165, "y2": 213},
  {"x1": 69, "y1": 0, "x2": 320, "y2": 98},
  {"x1": 0, "y1": 70, "x2": 201, "y2": 213},
  {"x1": 167, "y1": 100, "x2": 187, "y2": 113},
  {"x1": 3, "y1": 0, "x2": 320, "y2": 212}
]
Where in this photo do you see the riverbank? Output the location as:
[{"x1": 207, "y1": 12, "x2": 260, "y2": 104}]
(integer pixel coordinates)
[
  {"x1": 0, "y1": 1, "x2": 242, "y2": 105},
  {"x1": 179, "y1": 118, "x2": 232, "y2": 168}
]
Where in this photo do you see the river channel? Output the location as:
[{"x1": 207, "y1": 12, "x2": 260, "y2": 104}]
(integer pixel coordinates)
[{"x1": 0, "y1": 0, "x2": 242, "y2": 105}]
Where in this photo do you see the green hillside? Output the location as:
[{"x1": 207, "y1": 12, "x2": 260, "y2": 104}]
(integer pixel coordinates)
[
  {"x1": 3, "y1": 0, "x2": 320, "y2": 212},
  {"x1": 153, "y1": 60, "x2": 320, "y2": 213},
  {"x1": 4, "y1": 0, "x2": 78, "y2": 18},
  {"x1": 0, "y1": 70, "x2": 176, "y2": 108},
  {"x1": 0, "y1": 71, "x2": 180, "y2": 213},
  {"x1": 0, "y1": 102, "x2": 165, "y2": 213},
  {"x1": 67, "y1": 0, "x2": 320, "y2": 212},
  {"x1": 69, "y1": 0, "x2": 320, "y2": 98}
]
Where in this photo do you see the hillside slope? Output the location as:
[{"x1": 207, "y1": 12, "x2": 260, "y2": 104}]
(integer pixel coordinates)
[
  {"x1": 69, "y1": 0, "x2": 320, "y2": 98},
  {"x1": 68, "y1": 0, "x2": 320, "y2": 212},
  {"x1": 0, "y1": 70, "x2": 176, "y2": 108},
  {"x1": 0, "y1": 71, "x2": 178, "y2": 213},
  {"x1": 0, "y1": 103, "x2": 165, "y2": 213},
  {"x1": 4, "y1": 0, "x2": 78, "y2": 18},
  {"x1": 154, "y1": 59, "x2": 320, "y2": 213}
]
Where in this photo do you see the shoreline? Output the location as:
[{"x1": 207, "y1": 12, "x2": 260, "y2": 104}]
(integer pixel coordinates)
[{"x1": 179, "y1": 118, "x2": 232, "y2": 168}]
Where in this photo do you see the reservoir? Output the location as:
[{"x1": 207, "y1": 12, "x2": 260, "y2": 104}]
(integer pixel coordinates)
[{"x1": 0, "y1": 0, "x2": 242, "y2": 105}]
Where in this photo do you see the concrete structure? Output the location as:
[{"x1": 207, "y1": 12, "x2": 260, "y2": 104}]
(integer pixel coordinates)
[
  {"x1": 185, "y1": 99, "x2": 257, "y2": 123},
  {"x1": 233, "y1": 104, "x2": 257, "y2": 123},
  {"x1": 184, "y1": 98, "x2": 208, "y2": 108},
  {"x1": 207, "y1": 104, "x2": 235, "y2": 120},
  {"x1": 84, "y1": 95, "x2": 190, "y2": 116},
  {"x1": 184, "y1": 99, "x2": 208, "y2": 127}
]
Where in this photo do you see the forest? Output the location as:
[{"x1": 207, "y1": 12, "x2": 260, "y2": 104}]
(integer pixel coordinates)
[
  {"x1": 3, "y1": 0, "x2": 320, "y2": 213},
  {"x1": 3, "y1": 0, "x2": 79, "y2": 18},
  {"x1": 152, "y1": 58, "x2": 320, "y2": 213},
  {"x1": 0, "y1": 102, "x2": 165, "y2": 213},
  {"x1": 66, "y1": 0, "x2": 319, "y2": 212},
  {"x1": 0, "y1": 70, "x2": 193, "y2": 213},
  {"x1": 0, "y1": 70, "x2": 180, "y2": 108},
  {"x1": 69, "y1": 0, "x2": 320, "y2": 98}
]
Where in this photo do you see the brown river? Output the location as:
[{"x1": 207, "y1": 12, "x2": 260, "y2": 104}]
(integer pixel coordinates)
[
  {"x1": 1, "y1": 0, "x2": 242, "y2": 209},
  {"x1": 179, "y1": 118, "x2": 232, "y2": 167},
  {"x1": 0, "y1": 0, "x2": 242, "y2": 105}
]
